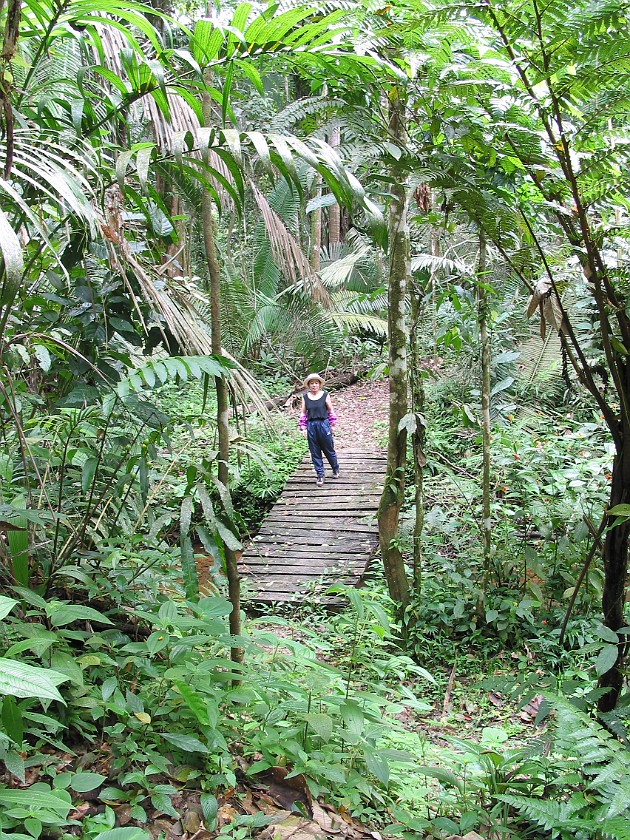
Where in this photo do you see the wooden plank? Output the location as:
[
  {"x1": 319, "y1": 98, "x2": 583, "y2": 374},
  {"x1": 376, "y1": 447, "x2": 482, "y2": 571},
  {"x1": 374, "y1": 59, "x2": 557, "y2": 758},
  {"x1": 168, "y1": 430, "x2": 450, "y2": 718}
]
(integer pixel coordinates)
[
  {"x1": 239, "y1": 546, "x2": 365, "y2": 565},
  {"x1": 264, "y1": 508, "x2": 376, "y2": 525},
  {"x1": 240, "y1": 446, "x2": 385, "y2": 604},
  {"x1": 245, "y1": 593, "x2": 346, "y2": 605},
  {"x1": 264, "y1": 512, "x2": 377, "y2": 520},
  {"x1": 288, "y1": 466, "x2": 385, "y2": 472},
  {"x1": 245, "y1": 545, "x2": 374, "y2": 556},
  {"x1": 240, "y1": 557, "x2": 365, "y2": 578},
  {"x1": 242, "y1": 567, "x2": 365, "y2": 577},
  {"x1": 290, "y1": 466, "x2": 385, "y2": 471},
  {"x1": 248, "y1": 578, "x2": 363, "y2": 595},
  {"x1": 247, "y1": 543, "x2": 374, "y2": 555},
  {"x1": 242, "y1": 554, "x2": 369, "y2": 566},
  {"x1": 271, "y1": 503, "x2": 378, "y2": 512},
  {"x1": 253, "y1": 528, "x2": 375, "y2": 538},
  {"x1": 272, "y1": 507, "x2": 378, "y2": 514},
  {"x1": 275, "y1": 500, "x2": 379, "y2": 508},
  {"x1": 280, "y1": 492, "x2": 379, "y2": 499},
  {"x1": 281, "y1": 489, "x2": 380, "y2": 497},
  {"x1": 253, "y1": 531, "x2": 375, "y2": 543},
  {"x1": 284, "y1": 478, "x2": 383, "y2": 485},
  {"x1": 256, "y1": 524, "x2": 376, "y2": 535},
  {"x1": 253, "y1": 531, "x2": 374, "y2": 542},
  {"x1": 242, "y1": 565, "x2": 364, "y2": 577}
]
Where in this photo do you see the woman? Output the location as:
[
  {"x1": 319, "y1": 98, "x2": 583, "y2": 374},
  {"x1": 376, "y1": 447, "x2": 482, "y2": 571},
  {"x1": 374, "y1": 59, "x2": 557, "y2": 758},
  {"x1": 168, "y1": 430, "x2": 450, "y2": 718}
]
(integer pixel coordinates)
[{"x1": 299, "y1": 373, "x2": 340, "y2": 487}]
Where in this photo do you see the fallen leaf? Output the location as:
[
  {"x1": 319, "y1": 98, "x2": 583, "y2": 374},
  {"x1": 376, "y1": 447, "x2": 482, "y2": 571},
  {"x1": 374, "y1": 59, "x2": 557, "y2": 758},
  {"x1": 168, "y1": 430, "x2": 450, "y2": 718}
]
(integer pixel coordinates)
[{"x1": 312, "y1": 802, "x2": 343, "y2": 834}]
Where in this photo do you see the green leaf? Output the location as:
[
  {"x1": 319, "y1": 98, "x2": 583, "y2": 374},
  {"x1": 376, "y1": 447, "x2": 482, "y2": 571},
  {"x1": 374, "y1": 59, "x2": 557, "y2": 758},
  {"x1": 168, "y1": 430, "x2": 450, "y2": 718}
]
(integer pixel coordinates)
[
  {"x1": 340, "y1": 700, "x2": 364, "y2": 737},
  {"x1": 180, "y1": 536, "x2": 199, "y2": 603},
  {"x1": 0, "y1": 659, "x2": 69, "y2": 703},
  {"x1": 81, "y1": 457, "x2": 98, "y2": 494},
  {"x1": 192, "y1": 20, "x2": 224, "y2": 64},
  {"x1": 0, "y1": 205, "x2": 24, "y2": 303},
  {"x1": 70, "y1": 773, "x2": 107, "y2": 793},
  {"x1": 151, "y1": 793, "x2": 179, "y2": 819},
  {"x1": 0, "y1": 595, "x2": 18, "y2": 620},
  {"x1": 93, "y1": 830, "x2": 151, "y2": 840},
  {"x1": 364, "y1": 749, "x2": 390, "y2": 786},
  {"x1": 233, "y1": 59, "x2": 264, "y2": 94},
  {"x1": 12, "y1": 586, "x2": 47, "y2": 609},
  {"x1": 2, "y1": 695, "x2": 24, "y2": 745},
  {"x1": 50, "y1": 651, "x2": 84, "y2": 686},
  {"x1": 303, "y1": 713, "x2": 333, "y2": 742},
  {"x1": 160, "y1": 732, "x2": 209, "y2": 754},
  {"x1": 216, "y1": 520, "x2": 242, "y2": 551},
  {"x1": 417, "y1": 765, "x2": 464, "y2": 792},
  {"x1": 173, "y1": 681, "x2": 209, "y2": 726},
  {"x1": 200, "y1": 794, "x2": 218, "y2": 830},
  {"x1": 5, "y1": 749, "x2": 26, "y2": 783},
  {"x1": 0, "y1": 788, "x2": 71, "y2": 816},
  {"x1": 595, "y1": 644, "x2": 619, "y2": 676},
  {"x1": 146, "y1": 631, "x2": 169, "y2": 656},
  {"x1": 32, "y1": 345, "x2": 52, "y2": 372},
  {"x1": 7, "y1": 501, "x2": 29, "y2": 586},
  {"x1": 594, "y1": 624, "x2": 619, "y2": 643},
  {"x1": 608, "y1": 504, "x2": 630, "y2": 518},
  {"x1": 25, "y1": 817, "x2": 42, "y2": 838},
  {"x1": 46, "y1": 603, "x2": 113, "y2": 627}
]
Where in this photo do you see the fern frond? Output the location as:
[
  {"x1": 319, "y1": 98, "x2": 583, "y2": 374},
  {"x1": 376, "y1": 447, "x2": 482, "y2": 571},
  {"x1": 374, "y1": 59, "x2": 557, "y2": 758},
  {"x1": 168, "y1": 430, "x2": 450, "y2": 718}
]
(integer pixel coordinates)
[
  {"x1": 497, "y1": 792, "x2": 587, "y2": 832},
  {"x1": 600, "y1": 816, "x2": 630, "y2": 840},
  {"x1": 329, "y1": 312, "x2": 388, "y2": 336}
]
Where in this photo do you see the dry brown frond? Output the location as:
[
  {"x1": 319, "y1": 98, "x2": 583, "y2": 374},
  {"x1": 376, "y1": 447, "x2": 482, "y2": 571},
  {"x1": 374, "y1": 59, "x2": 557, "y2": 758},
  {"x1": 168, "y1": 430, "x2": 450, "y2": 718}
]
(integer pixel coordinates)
[{"x1": 251, "y1": 183, "x2": 329, "y2": 305}]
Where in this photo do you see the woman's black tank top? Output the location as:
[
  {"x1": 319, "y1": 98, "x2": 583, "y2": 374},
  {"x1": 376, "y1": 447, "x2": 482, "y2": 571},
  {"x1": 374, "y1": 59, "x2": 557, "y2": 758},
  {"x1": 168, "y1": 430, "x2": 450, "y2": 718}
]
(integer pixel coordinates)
[{"x1": 304, "y1": 391, "x2": 328, "y2": 420}]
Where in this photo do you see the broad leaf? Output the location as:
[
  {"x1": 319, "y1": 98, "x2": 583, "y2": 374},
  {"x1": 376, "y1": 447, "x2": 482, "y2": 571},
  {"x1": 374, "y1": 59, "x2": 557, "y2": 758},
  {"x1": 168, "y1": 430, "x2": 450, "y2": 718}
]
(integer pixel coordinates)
[
  {"x1": 160, "y1": 732, "x2": 209, "y2": 753},
  {"x1": 0, "y1": 659, "x2": 69, "y2": 703}
]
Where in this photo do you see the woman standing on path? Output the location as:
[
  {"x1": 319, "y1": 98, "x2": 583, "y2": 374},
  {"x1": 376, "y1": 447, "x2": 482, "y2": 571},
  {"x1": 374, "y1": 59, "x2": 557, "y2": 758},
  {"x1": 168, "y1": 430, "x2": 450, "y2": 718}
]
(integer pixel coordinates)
[{"x1": 299, "y1": 373, "x2": 340, "y2": 487}]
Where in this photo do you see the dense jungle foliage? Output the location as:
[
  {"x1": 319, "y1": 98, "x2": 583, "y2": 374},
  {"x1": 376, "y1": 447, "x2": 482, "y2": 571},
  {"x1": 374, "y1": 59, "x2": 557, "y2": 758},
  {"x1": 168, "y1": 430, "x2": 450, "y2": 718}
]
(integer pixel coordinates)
[{"x1": 1, "y1": 0, "x2": 630, "y2": 837}]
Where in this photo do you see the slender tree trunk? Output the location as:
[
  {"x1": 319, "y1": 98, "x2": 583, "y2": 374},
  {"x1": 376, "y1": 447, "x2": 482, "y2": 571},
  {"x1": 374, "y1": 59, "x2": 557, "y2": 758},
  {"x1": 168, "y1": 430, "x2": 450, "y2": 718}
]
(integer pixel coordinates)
[
  {"x1": 599, "y1": 418, "x2": 630, "y2": 711},
  {"x1": 310, "y1": 173, "x2": 322, "y2": 271},
  {"x1": 202, "y1": 80, "x2": 242, "y2": 667},
  {"x1": 327, "y1": 124, "x2": 341, "y2": 248},
  {"x1": 378, "y1": 86, "x2": 410, "y2": 611},
  {"x1": 478, "y1": 231, "x2": 492, "y2": 579},
  {"x1": 409, "y1": 283, "x2": 425, "y2": 593},
  {"x1": 430, "y1": 221, "x2": 440, "y2": 362}
]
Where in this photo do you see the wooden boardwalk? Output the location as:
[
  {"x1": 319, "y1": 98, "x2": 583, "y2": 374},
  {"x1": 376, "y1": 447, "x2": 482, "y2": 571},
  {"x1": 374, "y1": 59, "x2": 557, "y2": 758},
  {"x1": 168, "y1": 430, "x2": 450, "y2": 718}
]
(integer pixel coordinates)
[{"x1": 240, "y1": 449, "x2": 387, "y2": 603}]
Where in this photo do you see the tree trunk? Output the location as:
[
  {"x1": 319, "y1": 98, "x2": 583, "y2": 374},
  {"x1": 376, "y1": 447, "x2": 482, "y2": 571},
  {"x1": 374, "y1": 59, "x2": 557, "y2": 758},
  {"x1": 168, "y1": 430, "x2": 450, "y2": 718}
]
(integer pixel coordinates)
[
  {"x1": 310, "y1": 172, "x2": 322, "y2": 271},
  {"x1": 202, "y1": 81, "x2": 243, "y2": 668},
  {"x1": 478, "y1": 231, "x2": 492, "y2": 578},
  {"x1": 378, "y1": 86, "x2": 410, "y2": 611},
  {"x1": 409, "y1": 283, "x2": 425, "y2": 593},
  {"x1": 327, "y1": 125, "x2": 341, "y2": 248},
  {"x1": 599, "y1": 427, "x2": 630, "y2": 711}
]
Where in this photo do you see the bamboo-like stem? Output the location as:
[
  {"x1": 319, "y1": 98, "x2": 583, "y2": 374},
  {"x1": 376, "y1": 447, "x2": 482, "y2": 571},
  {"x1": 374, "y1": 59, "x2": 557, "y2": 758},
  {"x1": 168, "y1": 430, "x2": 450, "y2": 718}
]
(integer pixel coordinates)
[
  {"x1": 478, "y1": 231, "x2": 492, "y2": 579},
  {"x1": 378, "y1": 83, "x2": 410, "y2": 612},
  {"x1": 202, "y1": 71, "x2": 242, "y2": 669}
]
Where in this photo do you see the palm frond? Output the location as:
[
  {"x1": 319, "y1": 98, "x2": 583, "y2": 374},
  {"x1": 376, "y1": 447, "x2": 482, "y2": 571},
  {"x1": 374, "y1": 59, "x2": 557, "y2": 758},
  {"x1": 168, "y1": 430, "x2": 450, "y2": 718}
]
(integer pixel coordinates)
[
  {"x1": 251, "y1": 182, "x2": 328, "y2": 302},
  {"x1": 329, "y1": 312, "x2": 388, "y2": 337}
]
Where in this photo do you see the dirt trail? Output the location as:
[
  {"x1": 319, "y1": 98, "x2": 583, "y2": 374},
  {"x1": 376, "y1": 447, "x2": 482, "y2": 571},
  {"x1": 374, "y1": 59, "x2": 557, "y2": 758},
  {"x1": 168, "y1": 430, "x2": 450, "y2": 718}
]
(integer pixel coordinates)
[{"x1": 316, "y1": 377, "x2": 389, "y2": 450}]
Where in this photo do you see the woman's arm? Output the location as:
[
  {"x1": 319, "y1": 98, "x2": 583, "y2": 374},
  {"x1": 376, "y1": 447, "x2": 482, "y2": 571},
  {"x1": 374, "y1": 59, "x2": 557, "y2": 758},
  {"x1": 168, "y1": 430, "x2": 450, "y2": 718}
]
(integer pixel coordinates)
[
  {"x1": 299, "y1": 397, "x2": 308, "y2": 434},
  {"x1": 326, "y1": 395, "x2": 338, "y2": 429}
]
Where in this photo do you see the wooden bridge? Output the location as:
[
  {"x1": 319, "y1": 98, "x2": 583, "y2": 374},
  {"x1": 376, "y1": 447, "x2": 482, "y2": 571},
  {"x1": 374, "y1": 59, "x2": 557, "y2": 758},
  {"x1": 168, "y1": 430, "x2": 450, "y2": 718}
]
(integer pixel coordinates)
[{"x1": 239, "y1": 449, "x2": 387, "y2": 603}]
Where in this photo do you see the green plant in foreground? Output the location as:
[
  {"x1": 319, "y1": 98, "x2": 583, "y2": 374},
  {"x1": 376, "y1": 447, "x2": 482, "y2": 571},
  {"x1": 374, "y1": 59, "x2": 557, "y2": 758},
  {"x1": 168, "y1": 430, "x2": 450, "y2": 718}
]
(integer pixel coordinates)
[{"x1": 401, "y1": 697, "x2": 630, "y2": 840}]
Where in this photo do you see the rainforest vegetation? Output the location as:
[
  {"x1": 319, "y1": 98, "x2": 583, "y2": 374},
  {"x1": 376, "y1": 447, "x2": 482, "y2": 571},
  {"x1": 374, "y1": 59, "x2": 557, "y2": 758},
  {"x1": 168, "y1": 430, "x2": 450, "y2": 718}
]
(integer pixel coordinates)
[{"x1": 1, "y1": 0, "x2": 630, "y2": 837}]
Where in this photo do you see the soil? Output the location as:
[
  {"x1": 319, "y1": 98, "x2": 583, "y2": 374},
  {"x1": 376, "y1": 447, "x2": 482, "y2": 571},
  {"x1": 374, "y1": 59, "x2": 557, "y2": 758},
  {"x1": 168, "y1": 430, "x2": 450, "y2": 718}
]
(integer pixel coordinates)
[{"x1": 298, "y1": 377, "x2": 390, "y2": 451}]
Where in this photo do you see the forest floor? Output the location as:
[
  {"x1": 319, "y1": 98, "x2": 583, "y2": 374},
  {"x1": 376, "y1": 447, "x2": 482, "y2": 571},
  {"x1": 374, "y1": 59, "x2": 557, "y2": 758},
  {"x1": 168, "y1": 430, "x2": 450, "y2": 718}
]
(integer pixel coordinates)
[
  {"x1": 324, "y1": 378, "x2": 390, "y2": 450},
  {"x1": 16, "y1": 378, "x2": 539, "y2": 840}
]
